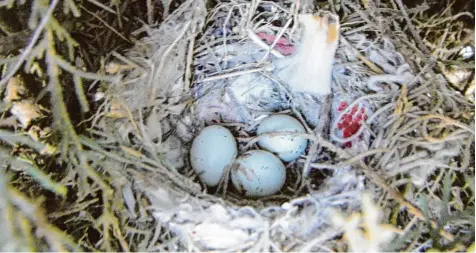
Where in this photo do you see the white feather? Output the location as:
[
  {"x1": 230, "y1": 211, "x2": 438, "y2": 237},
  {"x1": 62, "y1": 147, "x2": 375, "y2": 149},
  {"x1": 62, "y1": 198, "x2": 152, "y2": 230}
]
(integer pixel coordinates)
[{"x1": 277, "y1": 13, "x2": 340, "y2": 96}]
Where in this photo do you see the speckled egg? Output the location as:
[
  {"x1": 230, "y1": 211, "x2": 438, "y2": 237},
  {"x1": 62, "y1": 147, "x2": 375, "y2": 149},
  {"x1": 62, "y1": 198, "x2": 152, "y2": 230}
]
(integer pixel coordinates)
[
  {"x1": 257, "y1": 114, "x2": 308, "y2": 162},
  {"x1": 231, "y1": 150, "x2": 286, "y2": 197},
  {"x1": 190, "y1": 125, "x2": 237, "y2": 187}
]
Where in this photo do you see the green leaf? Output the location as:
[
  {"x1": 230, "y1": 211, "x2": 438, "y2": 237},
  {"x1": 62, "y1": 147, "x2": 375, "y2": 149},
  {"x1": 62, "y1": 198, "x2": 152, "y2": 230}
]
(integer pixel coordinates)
[{"x1": 440, "y1": 171, "x2": 452, "y2": 220}]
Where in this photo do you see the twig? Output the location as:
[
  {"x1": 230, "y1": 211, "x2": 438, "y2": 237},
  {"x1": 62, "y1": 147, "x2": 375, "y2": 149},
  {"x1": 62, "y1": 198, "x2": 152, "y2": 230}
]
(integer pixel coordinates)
[
  {"x1": 85, "y1": 0, "x2": 127, "y2": 20},
  {"x1": 80, "y1": 6, "x2": 131, "y2": 43},
  {"x1": 358, "y1": 160, "x2": 455, "y2": 241},
  {"x1": 195, "y1": 65, "x2": 272, "y2": 83},
  {"x1": 340, "y1": 36, "x2": 385, "y2": 74},
  {"x1": 54, "y1": 56, "x2": 120, "y2": 82},
  {"x1": 0, "y1": 0, "x2": 59, "y2": 90},
  {"x1": 307, "y1": 131, "x2": 455, "y2": 241},
  {"x1": 7, "y1": 186, "x2": 80, "y2": 251},
  {"x1": 148, "y1": 21, "x2": 191, "y2": 105},
  {"x1": 146, "y1": 0, "x2": 154, "y2": 25},
  {"x1": 184, "y1": 35, "x2": 195, "y2": 91},
  {"x1": 310, "y1": 148, "x2": 391, "y2": 169},
  {"x1": 247, "y1": 29, "x2": 285, "y2": 59},
  {"x1": 393, "y1": 0, "x2": 430, "y2": 55}
]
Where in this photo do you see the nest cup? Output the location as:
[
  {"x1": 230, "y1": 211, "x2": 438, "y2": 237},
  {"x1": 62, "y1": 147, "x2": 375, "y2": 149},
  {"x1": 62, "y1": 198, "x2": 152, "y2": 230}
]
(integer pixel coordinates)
[{"x1": 99, "y1": 0, "x2": 475, "y2": 251}]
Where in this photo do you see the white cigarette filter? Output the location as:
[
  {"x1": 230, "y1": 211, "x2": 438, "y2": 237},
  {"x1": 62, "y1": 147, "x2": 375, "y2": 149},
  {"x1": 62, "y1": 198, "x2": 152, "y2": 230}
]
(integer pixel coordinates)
[{"x1": 277, "y1": 11, "x2": 340, "y2": 96}]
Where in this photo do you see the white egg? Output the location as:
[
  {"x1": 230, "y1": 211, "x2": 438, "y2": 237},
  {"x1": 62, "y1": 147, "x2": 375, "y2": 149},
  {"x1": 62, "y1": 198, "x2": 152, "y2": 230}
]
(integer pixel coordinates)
[
  {"x1": 190, "y1": 125, "x2": 237, "y2": 187},
  {"x1": 231, "y1": 150, "x2": 286, "y2": 197},
  {"x1": 257, "y1": 114, "x2": 308, "y2": 162}
]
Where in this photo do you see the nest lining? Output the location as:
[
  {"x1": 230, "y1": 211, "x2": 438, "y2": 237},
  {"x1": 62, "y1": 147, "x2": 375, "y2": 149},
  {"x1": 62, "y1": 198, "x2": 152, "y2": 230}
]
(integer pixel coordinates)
[{"x1": 92, "y1": 0, "x2": 475, "y2": 251}]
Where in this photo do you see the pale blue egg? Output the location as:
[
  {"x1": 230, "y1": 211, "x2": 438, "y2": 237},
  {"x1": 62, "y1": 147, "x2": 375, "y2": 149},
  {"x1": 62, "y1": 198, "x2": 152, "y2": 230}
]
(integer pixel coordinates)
[
  {"x1": 257, "y1": 114, "x2": 308, "y2": 162},
  {"x1": 190, "y1": 125, "x2": 237, "y2": 187},
  {"x1": 231, "y1": 150, "x2": 286, "y2": 197}
]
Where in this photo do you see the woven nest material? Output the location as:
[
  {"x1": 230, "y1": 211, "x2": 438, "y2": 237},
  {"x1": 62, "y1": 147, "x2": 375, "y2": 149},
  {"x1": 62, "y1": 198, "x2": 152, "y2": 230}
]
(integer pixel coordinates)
[{"x1": 89, "y1": 0, "x2": 475, "y2": 251}]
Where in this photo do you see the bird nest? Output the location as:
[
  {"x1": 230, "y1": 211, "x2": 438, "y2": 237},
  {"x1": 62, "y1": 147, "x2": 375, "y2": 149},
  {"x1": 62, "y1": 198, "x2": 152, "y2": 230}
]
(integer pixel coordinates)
[{"x1": 0, "y1": 0, "x2": 474, "y2": 251}]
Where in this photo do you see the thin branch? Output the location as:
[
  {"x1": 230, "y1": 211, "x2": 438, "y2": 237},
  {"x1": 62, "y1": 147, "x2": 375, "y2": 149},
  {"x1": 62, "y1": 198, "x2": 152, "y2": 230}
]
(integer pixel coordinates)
[{"x1": 0, "y1": 0, "x2": 59, "y2": 90}]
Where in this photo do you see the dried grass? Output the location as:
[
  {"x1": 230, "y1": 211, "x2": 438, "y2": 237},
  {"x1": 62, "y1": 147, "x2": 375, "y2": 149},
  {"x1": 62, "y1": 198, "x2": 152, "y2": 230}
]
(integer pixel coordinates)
[{"x1": 0, "y1": 0, "x2": 474, "y2": 251}]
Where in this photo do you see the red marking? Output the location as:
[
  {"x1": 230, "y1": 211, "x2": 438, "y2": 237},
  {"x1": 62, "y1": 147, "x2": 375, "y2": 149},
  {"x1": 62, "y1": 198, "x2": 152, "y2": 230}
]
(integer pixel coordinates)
[
  {"x1": 337, "y1": 102, "x2": 348, "y2": 111},
  {"x1": 257, "y1": 32, "x2": 295, "y2": 55},
  {"x1": 257, "y1": 32, "x2": 292, "y2": 45},
  {"x1": 342, "y1": 114, "x2": 352, "y2": 122},
  {"x1": 343, "y1": 129, "x2": 352, "y2": 138},
  {"x1": 336, "y1": 102, "x2": 369, "y2": 149},
  {"x1": 276, "y1": 44, "x2": 296, "y2": 56}
]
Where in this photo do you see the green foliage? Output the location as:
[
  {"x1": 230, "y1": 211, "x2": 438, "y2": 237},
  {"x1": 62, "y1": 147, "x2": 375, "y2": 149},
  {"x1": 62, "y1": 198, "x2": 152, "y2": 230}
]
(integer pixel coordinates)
[
  {"x1": 0, "y1": 0, "x2": 127, "y2": 251},
  {"x1": 386, "y1": 170, "x2": 475, "y2": 252}
]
